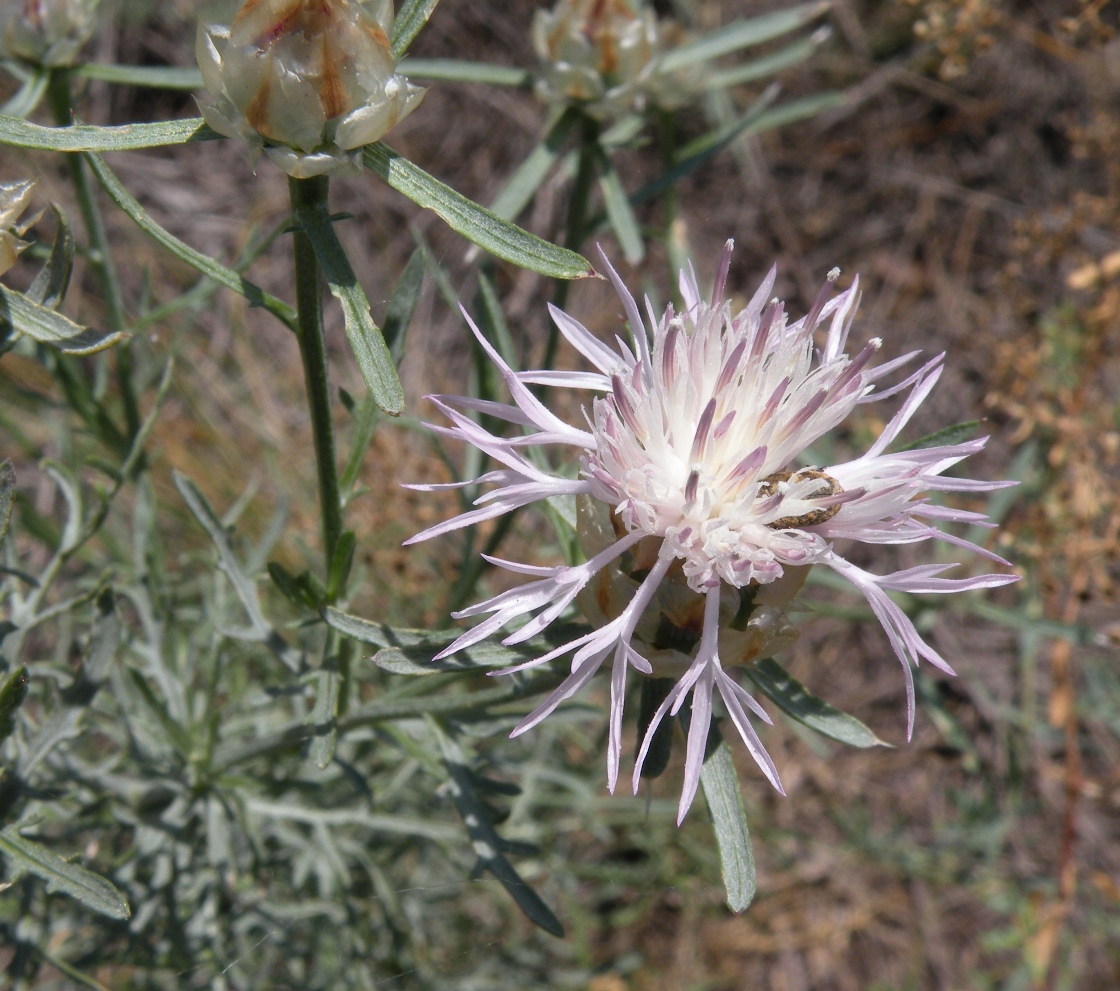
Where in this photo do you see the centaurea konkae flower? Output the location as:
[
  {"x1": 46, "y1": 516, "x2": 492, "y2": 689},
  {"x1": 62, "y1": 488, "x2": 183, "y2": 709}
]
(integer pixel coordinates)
[{"x1": 406, "y1": 242, "x2": 1017, "y2": 822}]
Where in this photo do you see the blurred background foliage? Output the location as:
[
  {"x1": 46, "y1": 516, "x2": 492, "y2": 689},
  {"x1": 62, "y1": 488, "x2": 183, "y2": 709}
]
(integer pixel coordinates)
[{"x1": 0, "y1": 0, "x2": 1118, "y2": 989}]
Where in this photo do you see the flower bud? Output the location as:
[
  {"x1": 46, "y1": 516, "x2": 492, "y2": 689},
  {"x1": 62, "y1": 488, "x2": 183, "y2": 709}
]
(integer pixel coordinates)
[
  {"x1": 531, "y1": 0, "x2": 661, "y2": 119},
  {"x1": 197, "y1": 0, "x2": 426, "y2": 178},
  {"x1": 575, "y1": 494, "x2": 802, "y2": 678},
  {"x1": 0, "y1": 0, "x2": 99, "y2": 68},
  {"x1": 0, "y1": 180, "x2": 36, "y2": 278}
]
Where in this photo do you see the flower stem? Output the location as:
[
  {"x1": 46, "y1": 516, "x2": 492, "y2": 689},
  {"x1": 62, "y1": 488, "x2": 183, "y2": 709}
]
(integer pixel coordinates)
[
  {"x1": 545, "y1": 111, "x2": 600, "y2": 370},
  {"x1": 46, "y1": 68, "x2": 140, "y2": 443},
  {"x1": 288, "y1": 174, "x2": 343, "y2": 572}
]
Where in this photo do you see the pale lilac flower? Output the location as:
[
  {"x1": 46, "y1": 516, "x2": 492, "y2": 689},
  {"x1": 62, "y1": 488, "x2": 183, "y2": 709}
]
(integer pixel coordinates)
[{"x1": 406, "y1": 242, "x2": 1017, "y2": 822}]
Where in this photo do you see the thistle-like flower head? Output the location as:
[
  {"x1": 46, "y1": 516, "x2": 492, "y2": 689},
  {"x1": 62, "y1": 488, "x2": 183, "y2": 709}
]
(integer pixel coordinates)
[
  {"x1": 0, "y1": 0, "x2": 99, "y2": 67},
  {"x1": 0, "y1": 180, "x2": 36, "y2": 278},
  {"x1": 197, "y1": 0, "x2": 426, "y2": 178},
  {"x1": 406, "y1": 243, "x2": 1018, "y2": 822},
  {"x1": 531, "y1": 0, "x2": 665, "y2": 118}
]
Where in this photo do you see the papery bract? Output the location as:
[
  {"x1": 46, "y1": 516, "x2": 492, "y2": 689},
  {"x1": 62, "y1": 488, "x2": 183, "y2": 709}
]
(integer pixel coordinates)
[
  {"x1": 0, "y1": 0, "x2": 98, "y2": 67},
  {"x1": 197, "y1": 0, "x2": 426, "y2": 178},
  {"x1": 406, "y1": 241, "x2": 1018, "y2": 822},
  {"x1": 531, "y1": 0, "x2": 665, "y2": 118},
  {"x1": 0, "y1": 180, "x2": 35, "y2": 277}
]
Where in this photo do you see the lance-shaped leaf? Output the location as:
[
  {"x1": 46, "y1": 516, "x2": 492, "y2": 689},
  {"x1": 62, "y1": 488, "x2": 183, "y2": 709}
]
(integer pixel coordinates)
[
  {"x1": 363, "y1": 143, "x2": 594, "y2": 280},
  {"x1": 898, "y1": 420, "x2": 980, "y2": 452},
  {"x1": 703, "y1": 29, "x2": 830, "y2": 91},
  {"x1": 0, "y1": 284, "x2": 123, "y2": 355},
  {"x1": 700, "y1": 738, "x2": 756, "y2": 913},
  {"x1": 399, "y1": 58, "x2": 533, "y2": 87},
  {"x1": 0, "y1": 115, "x2": 593, "y2": 280},
  {"x1": 487, "y1": 108, "x2": 581, "y2": 224},
  {"x1": 0, "y1": 113, "x2": 217, "y2": 152},
  {"x1": 324, "y1": 607, "x2": 587, "y2": 676},
  {"x1": 173, "y1": 471, "x2": 267, "y2": 636},
  {"x1": 659, "y1": 1, "x2": 831, "y2": 73},
  {"x1": 390, "y1": 0, "x2": 441, "y2": 59},
  {"x1": 25, "y1": 203, "x2": 74, "y2": 309},
  {"x1": 597, "y1": 148, "x2": 644, "y2": 265},
  {"x1": 0, "y1": 828, "x2": 130, "y2": 920},
  {"x1": 0, "y1": 459, "x2": 14, "y2": 551},
  {"x1": 84, "y1": 152, "x2": 297, "y2": 331},
  {"x1": 1, "y1": 68, "x2": 47, "y2": 119},
  {"x1": 433, "y1": 722, "x2": 565, "y2": 937},
  {"x1": 296, "y1": 203, "x2": 404, "y2": 416},
  {"x1": 75, "y1": 63, "x2": 205, "y2": 90},
  {"x1": 0, "y1": 666, "x2": 28, "y2": 743},
  {"x1": 745, "y1": 657, "x2": 888, "y2": 749}
]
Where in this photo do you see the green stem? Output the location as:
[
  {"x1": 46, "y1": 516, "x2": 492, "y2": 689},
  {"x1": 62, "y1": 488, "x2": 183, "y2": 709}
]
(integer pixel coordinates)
[
  {"x1": 46, "y1": 69, "x2": 140, "y2": 442},
  {"x1": 658, "y1": 108, "x2": 688, "y2": 305},
  {"x1": 545, "y1": 111, "x2": 600, "y2": 370},
  {"x1": 288, "y1": 174, "x2": 342, "y2": 572}
]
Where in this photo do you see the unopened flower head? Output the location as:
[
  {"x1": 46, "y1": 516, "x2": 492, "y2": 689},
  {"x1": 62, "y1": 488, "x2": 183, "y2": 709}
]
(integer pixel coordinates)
[
  {"x1": 197, "y1": 0, "x2": 426, "y2": 178},
  {"x1": 0, "y1": 0, "x2": 99, "y2": 67},
  {"x1": 532, "y1": 0, "x2": 669, "y2": 118},
  {"x1": 0, "y1": 180, "x2": 36, "y2": 277},
  {"x1": 406, "y1": 243, "x2": 1018, "y2": 822}
]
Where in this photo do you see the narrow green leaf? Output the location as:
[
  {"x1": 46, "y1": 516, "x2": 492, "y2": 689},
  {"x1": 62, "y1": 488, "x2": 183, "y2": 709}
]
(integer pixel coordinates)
[
  {"x1": 0, "y1": 459, "x2": 14, "y2": 552},
  {"x1": 127, "y1": 670, "x2": 194, "y2": 758},
  {"x1": 0, "y1": 284, "x2": 124, "y2": 355},
  {"x1": 398, "y1": 57, "x2": 533, "y2": 87},
  {"x1": 74, "y1": 63, "x2": 204, "y2": 90},
  {"x1": 390, "y1": 0, "x2": 441, "y2": 59},
  {"x1": 700, "y1": 740, "x2": 756, "y2": 913},
  {"x1": 631, "y1": 86, "x2": 779, "y2": 206},
  {"x1": 340, "y1": 394, "x2": 382, "y2": 495},
  {"x1": 173, "y1": 471, "x2": 268, "y2": 635},
  {"x1": 702, "y1": 30, "x2": 827, "y2": 91},
  {"x1": 267, "y1": 561, "x2": 315, "y2": 609},
  {"x1": 297, "y1": 205, "x2": 404, "y2": 415},
  {"x1": 659, "y1": 1, "x2": 831, "y2": 72},
  {"x1": 488, "y1": 109, "x2": 581, "y2": 223},
  {"x1": 0, "y1": 68, "x2": 47, "y2": 119},
  {"x1": 26, "y1": 203, "x2": 74, "y2": 309},
  {"x1": 0, "y1": 828, "x2": 130, "y2": 920},
  {"x1": 0, "y1": 666, "x2": 29, "y2": 743},
  {"x1": 433, "y1": 723, "x2": 565, "y2": 937},
  {"x1": 0, "y1": 113, "x2": 217, "y2": 152},
  {"x1": 324, "y1": 607, "x2": 587, "y2": 675},
  {"x1": 898, "y1": 420, "x2": 980, "y2": 452},
  {"x1": 327, "y1": 530, "x2": 356, "y2": 602},
  {"x1": 746, "y1": 657, "x2": 888, "y2": 749},
  {"x1": 597, "y1": 150, "x2": 644, "y2": 265},
  {"x1": 362, "y1": 142, "x2": 594, "y2": 280},
  {"x1": 308, "y1": 666, "x2": 340, "y2": 769},
  {"x1": 84, "y1": 152, "x2": 297, "y2": 331},
  {"x1": 382, "y1": 246, "x2": 425, "y2": 362}
]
